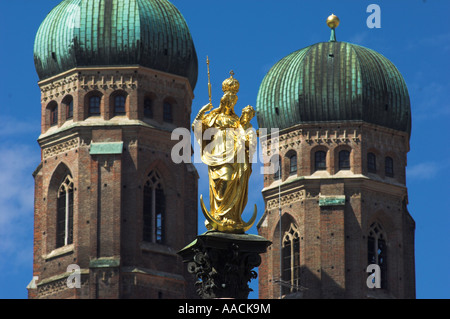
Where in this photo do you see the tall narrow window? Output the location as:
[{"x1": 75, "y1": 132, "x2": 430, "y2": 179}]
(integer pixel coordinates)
[
  {"x1": 315, "y1": 150, "x2": 327, "y2": 171},
  {"x1": 143, "y1": 170, "x2": 165, "y2": 244},
  {"x1": 289, "y1": 154, "x2": 297, "y2": 176},
  {"x1": 282, "y1": 224, "x2": 300, "y2": 296},
  {"x1": 385, "y1": 157, "x2": 394, "y2": 177},
  {"x1": 114, "y1": 95, "x2": 126, "y2": 115},
  {"x1": 50, "y1": 104, "x2": 58, "y2": 126},
  {"x1": 144, "y1": 98, "x2": 153, "y2": 118},
  {"x1": 155, "y1": 188, "x2": 165, "y2": 242},
  {"x1": 89, "y1": 96, "x2": 101, "y2": 116},
  {"x1": 56, "y1": 175, "x2": 74, "y2": 248},
  {"x1": 339, "y1": 150, "x2": 350, "y2": 170},
  {"x1": 163, "y1": 101, "x2": 173, "y2": 123},
  {"x1": 143, "y1": 185, "x2": 153, "y2": 242},
  {"x1": 368, "y1": 222, "x2": 387, "y2": 289},
  {"x1": 273, "y1": 156, "x2": 281, "y2": 180},
  {"x1": 368, "y1": 152, "x2": 377, "y2": 173}
]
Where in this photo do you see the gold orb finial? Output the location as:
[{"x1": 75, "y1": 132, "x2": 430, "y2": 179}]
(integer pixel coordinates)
[{"x1": 327, "y1": 13, "x2": 340, "y2": 29}]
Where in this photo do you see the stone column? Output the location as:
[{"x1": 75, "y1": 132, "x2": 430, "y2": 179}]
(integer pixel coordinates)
[{"x1": 178, "y1": 231, "x2": 271, "y2": 299}]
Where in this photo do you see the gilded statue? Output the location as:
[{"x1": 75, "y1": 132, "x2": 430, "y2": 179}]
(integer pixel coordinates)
[{"x1": 192, "y1": 70, "x2": 257, "y2": 234}]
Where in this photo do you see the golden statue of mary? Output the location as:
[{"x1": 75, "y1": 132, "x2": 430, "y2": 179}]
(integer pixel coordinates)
[{"x1": 192, "y1": 71, "x2": 257, "y2": 234}]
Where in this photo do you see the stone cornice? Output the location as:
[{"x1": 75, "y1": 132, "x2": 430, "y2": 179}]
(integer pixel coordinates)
[
  {"x1": 262, "y1": 174, "x2": 407, "y2": 208},
  {"x1": 38, "y1": 65, "x2": 194, "y2": 103},
  {"x1": 38, "y1": 118, "x2": 178, "y2": 143},
  {"x1": 259, "y1": 121, "x2": 410, "y2": 155}
]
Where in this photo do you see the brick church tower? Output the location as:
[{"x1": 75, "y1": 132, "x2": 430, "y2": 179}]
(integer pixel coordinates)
[
  {"x1": 28, "y1": 0, "x2": 198, "y2": 299},
  {"x1": 256, "y1": 17, "x2": 416, "y2": 299}
]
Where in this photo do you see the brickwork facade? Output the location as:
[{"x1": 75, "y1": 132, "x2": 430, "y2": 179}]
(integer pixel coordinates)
[
  {"x1": 257, "y1": 122, "x2": 415, "y2": 299},
  {"x1": 29, "y1": 66, "x2": 198, "y2": 299}
]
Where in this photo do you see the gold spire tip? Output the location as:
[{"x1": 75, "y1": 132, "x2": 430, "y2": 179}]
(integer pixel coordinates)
[{"x1": 326, "y1": 14, "x2": 340, "y2": 29}]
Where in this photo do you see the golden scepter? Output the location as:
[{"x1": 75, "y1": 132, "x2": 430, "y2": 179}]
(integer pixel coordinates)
[{"x1": 207, "y1": 56, "x2": 212, "y2": 104}]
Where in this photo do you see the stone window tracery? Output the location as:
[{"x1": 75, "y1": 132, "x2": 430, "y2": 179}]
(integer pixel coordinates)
[
  {"x1": 143, "y1": 170, "x2": 166, "y2": 244},
  {"x1": 368, "y1": 222, "x2": 387, "y2": 289},
  {"x1": 281, "y1": 223, "x2": 300, "y2": 295},
  {"x1": 56, "y1": 175, "x2": 74, "y2": 248}
]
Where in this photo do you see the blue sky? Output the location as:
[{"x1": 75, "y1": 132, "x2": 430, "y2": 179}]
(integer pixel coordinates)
[{"x1": 0, "y1": 0, "x2": 449, "y2": 299}]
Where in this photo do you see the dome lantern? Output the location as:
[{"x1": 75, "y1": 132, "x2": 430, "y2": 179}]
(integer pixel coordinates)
[{"x1": 326, "y1": 13, "x2": 340, "y2": 42}]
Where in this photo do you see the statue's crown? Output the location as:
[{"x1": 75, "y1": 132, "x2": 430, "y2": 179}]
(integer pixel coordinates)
[{"x1": 222, "y1": 71, "x2": 240, "y2": 94}]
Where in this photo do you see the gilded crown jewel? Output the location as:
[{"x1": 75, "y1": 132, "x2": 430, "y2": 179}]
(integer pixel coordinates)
[{"x1": 222, "y1": 70, "x2": 240, "y2": 94}]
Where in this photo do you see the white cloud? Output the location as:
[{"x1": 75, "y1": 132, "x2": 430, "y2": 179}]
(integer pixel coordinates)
[
  {"x1": 349, "y1": 31, "x2": 370, "y2": 45},
  {"x1": 410, "y1": 81, "x2": 450, "y2": 121},
  {"x1": 407, "y1": 32, "x2": 450, "y2": 53},
  {"x1": 0, "y1": 116, "x2": 40, "y2": 137},
  {"x1": 407, "y1": 162, "x2": 441, "y2": 180},
  {"x1": 0, "y1": 143, "x2": 40, "y2": 273}
]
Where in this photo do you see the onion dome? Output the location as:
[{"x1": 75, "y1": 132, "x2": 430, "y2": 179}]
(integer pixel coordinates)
[
  {"x1": 256, "y1": 15, "x2": 411, "y2": 135},
  {"x1": 34, "y1": 0, "x2": 198, "y2": 89}
]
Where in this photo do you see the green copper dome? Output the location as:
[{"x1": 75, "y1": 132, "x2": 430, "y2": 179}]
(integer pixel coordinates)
[
  {"x1": 34, "y1": 0, "x2": 198, "y2": 89},
  {"x1": 256, "y1": 41, "x2": 411, "y2": 135}
]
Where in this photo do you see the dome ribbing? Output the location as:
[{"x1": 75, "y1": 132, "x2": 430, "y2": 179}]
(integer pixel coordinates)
[
  {"x1": 256, "y1": 41, "x2": 411, "y2": 135},
  {"x1": 34, "y1": 0, "x2": 198, "y2": 89}
]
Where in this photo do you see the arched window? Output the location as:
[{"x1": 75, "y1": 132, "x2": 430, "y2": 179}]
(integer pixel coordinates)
[
  {"x1": 163, "y1": 101, "x2": 173, "y2": 123},
  {"x1": 89, "y1": 95, "x2": 101, "y2": 116},
  {"x1": 282, "y1": 223, "x2": 300, "y2": 295},
  {"x1": 67, "y1": 99, "x2": 73, "y2": 119},
  {"x1": 56, "y1": 175, "x2": 74, "y2": 248},
  {"x1": 368, "y1": 222, "x2": 387, "y2": 289},
  {"x1": 339, "y1": 150, "x2": 350, "y2": 170},
  {"x1": 289, "y1": 154, "x2": 297, "y2": 176},
  {"x1": 143, "y1": 170, "x2": 165, "y2": 244},
  {"x1": 315, "y1": 150, "x2": 327, "y2": 171},
  {"x1": 50, "y1": 103, "x2": 58, "y2": 126},
  {"x1": 385, "y1": 157, "x2": 394, "y2": 177},
  {"x1": 273, "y1": 156, "x2": 281, "y2": 180},
  {"x1": 114, "y1": 94, "x2": 126, "y2": 116},
  {"x1": 63, "y1": 96, "x2": 73, "y2": 120},
  {"x1": 368, "y1": 152, "x2": 377, "y2": 173},
  {"x1": 144, "y1": 98, "x2": 153, "y2": 118}
]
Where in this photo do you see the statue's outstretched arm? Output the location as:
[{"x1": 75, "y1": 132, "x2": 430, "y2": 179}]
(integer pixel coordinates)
[
  {"x1": 197, "y1": 103, "x2": 213, "y2": 119},
  {"x1": 192, "y1": 103, "x2": 214, "y2": 132}
]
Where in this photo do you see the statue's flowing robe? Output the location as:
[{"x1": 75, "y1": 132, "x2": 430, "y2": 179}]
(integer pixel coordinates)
[{"x1": 193, "y1": 109, "x2": 255, "y2": 226}]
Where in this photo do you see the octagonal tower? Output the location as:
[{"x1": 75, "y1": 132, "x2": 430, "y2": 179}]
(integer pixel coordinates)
[
  {"x1": 256, "y1": 16, "x2": 415, "y2": 299},
  {"x1": 29, "y1": 0, "x2": 199, "y2": 299}
]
